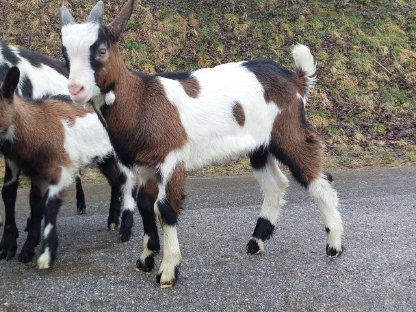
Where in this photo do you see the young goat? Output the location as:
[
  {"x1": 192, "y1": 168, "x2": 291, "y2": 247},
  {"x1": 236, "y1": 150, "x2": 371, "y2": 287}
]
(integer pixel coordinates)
[
  {"x1": 0, "y1": 40, "x2": 135, "y2": 261},
  {"x1": 60, "y1": 0, "x2": 344, "y2": 288},
  {"x1": 0, "y1": 66, "x2": 136, "y2": 265}
]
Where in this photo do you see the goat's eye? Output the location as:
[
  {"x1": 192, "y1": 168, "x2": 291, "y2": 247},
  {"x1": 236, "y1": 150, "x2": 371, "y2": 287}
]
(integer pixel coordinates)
[{"x1": 98, "y1": 48, "x2": 107, "y2": 57}]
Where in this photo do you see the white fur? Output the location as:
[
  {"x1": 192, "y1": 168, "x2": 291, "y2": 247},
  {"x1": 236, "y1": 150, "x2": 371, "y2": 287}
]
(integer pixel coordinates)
[
  {"x1": 61, "y1": 23, "x2": 102, "y2": 104},
  {"x1": 62, "y1": 113, "x2": 113, "y2": 167},
  {"x1": 37, "y1": 247, "x2": 51, "y2": 269},
  {"x1": 138, "y1": 234, "x2": 153, "y2": 266},
  {"x1": 43, "y1": 223, "x2": 54, "y2": 239},
  {"x1": 159, "y1": 62, "x2": 280, "y2": 171},
  {"x1": 47, "y1": 166, "x2": 74, "y2": 199},
  {"x1": 292, "y1": 44, "x2": 316, "y2": 102},
  {"x1": 0, "y1": 44, "x2": 68, "y2": 98},
  {"x1": 308, "y1": 175, "x2": 343, "y2": 250},
  {"x1": 158, "y1": 225, "x2": 182, "y2": 288},
  {"x1": 254, "y1": 156, "x2": 288, "y2": 225}
]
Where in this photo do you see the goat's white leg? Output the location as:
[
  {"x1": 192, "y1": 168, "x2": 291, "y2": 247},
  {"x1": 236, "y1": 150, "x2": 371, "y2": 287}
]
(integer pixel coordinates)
[
  {"x1": 247, "y1": 152, "x2": 289, "y2": 255},
  {"x1": 308, "y1": 174, "x2": 343, "y2": 257},
  {"x1": 153, "y1": 159, "x2": 185, "y2": 288},
  {"x1": 38, "y1": 166, "x2": 73, "y2": 269}
]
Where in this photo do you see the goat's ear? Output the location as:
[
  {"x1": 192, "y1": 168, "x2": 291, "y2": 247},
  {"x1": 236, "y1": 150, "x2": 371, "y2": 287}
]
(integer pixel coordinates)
[
  {"x1": 107, "y1": 0, "x2": 135, "y2": 42},
  {"x1": 86, "y1": 1, "x2": 104, "y2": 24},
  {"x1": 60, "y1": 5, "x2": 75, "y2": 26},
  {"x1": 1, "y1": 67, "x2": 20, "y2": 100}
]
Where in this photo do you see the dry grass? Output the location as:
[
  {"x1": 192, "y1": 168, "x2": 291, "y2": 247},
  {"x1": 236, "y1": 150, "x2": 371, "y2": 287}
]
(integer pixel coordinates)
[{"x1": 0, "y1": 0, "x2": 415, "y2": 182}]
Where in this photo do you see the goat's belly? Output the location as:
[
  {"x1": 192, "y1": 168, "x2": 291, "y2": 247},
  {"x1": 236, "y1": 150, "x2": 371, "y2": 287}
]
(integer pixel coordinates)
[{"x1": 184, "y1": 134, "x2": 266, "y2": 170}]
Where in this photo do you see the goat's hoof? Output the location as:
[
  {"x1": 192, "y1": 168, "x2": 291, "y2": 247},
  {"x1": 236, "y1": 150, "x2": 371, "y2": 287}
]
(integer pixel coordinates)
[
  {"x1": 108, "y1": 223, "x2": 118, "y2": 231},
  {"x1": 77, "y1": 205, "x2": 86, "y2": 215},
  {"x1": 156, "y1": 266, "x2": 179, "y2": 288},
  {"x1": 326, "y1": 244, "x2": 343, "y2": 258},
  {"x1": 18, "y1": 246, "x2": 36, "y2": 263},
  {"x1": 246, "y1": 238, "x2": 264, "y2": 255},
  {"x1": 136, "y1": 256, "x2": 155, "y2": 272},
  {"x1": 37, "y1": 250, "x2": 53, "y2": 269},
  {"x1": 0, "y1": 226, "x2": 19, "y2": 260},
  {"x1": 119, "y1": 229, "x2": 132, "y2": 243},
  {"x1": 0, "y1": 248, "x2": 16, "y2": 261}
]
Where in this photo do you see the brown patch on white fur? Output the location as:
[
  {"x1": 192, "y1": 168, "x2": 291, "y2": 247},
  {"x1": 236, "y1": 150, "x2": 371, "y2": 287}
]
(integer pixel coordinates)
[
  {"x1": 255, "y1": 71, "x2": 323, "y2": 186},
  {"x1": 232, "y1": 102, "x2": 245, "y2": 126},
  {"x1": 180, "y1": 78, "x2": 200, "y2": 98},
  {"x1": 0, "y1": 95, "x2": 87, "y2": 183}
]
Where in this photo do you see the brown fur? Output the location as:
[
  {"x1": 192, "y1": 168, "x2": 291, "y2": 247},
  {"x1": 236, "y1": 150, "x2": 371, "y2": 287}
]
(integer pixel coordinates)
[
  {"x1": 0, "y1": 95, "x2": 88, "y2": 183},
  {"x1": 232, "y1": 102, "x2": 245, "y2": 126},
  {"x1": 180, "y1": 78, "x2": 200, "y2": 98},
  {"x1": 255, "y1": 71, "x2": 323, "y2": 186},
  {"x1": 166, "y1": 163, "x2": 185, "y2": 213},
  {"x1": 97, "y1": 51, "x2": 188, "y2": 168}
]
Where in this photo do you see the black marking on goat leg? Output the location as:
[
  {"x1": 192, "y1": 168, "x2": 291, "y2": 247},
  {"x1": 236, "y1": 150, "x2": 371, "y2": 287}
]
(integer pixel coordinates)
[
  {"x1": 75, "y1": 175, "x2": 86, "y2": 215},
  {"x1": 157, "y1": 200, "x2": 178, "y2": 226},
  {"x1": 252, "y1": 217, "x2": 275, "y2": 241},
  {"x1": 156, "y1": 266, "x2": 180, "y2": 286},
  {"x1": 249, "y1": 146, "x2": 268, "y2": 170},
  {"x1": 325, "y1": 227, "x2": 330, "y2": 234},
  {"x1": 119, "y1": 210, "x2": 134, "y2": 242},
  {"x1": 324, "y1": 172, "x2": 333, "y2": 183},
  {"x1": 246, "y1": 238, "x2": 261, "y2": 255},
  {"x1": 136, "y1": 256, "x2": 155, "y2": 272},
  {"x1": 0, "y1": 163, "x2": 20, "y2": 260}
]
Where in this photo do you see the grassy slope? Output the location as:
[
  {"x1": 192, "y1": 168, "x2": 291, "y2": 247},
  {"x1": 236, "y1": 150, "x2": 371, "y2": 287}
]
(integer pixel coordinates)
[{"x1": 0, "y1": 0, "x2": 415, "y2": 180}]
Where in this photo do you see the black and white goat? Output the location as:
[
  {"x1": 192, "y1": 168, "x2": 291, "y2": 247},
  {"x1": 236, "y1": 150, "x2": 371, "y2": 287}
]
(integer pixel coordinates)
[
  {"x1": 60, "y1": 0, "x2": 344, "y2": 288},
  {"x1": 0, "y1": 40, "x2": 136, "y2": 262}
]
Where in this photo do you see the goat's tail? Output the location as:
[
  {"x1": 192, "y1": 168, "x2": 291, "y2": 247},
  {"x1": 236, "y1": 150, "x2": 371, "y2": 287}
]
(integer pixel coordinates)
[{"x1": 291, "y1": 44, "x2": 316, "y2": 100}]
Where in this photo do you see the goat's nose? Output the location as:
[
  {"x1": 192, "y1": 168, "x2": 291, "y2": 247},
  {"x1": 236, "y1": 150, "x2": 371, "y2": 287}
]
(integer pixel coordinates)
[{"x1": 68, "y1": 83, "x2": 84, "y2": 96}]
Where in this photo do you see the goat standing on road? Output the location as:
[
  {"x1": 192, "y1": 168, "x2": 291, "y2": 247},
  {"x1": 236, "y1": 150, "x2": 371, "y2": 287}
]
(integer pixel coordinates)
[{"x1": 60, "y1": 0, "x2": 344, "y2": 288}]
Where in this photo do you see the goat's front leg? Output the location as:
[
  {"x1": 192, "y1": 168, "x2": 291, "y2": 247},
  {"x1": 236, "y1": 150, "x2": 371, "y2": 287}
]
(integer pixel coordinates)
[
  {"x1": 38, "y1": 168, "x2": 72, "y2": 269},
  {"x1": 154, "y1": 162, "x2": 185, "y2": 288},
  {"x1": 18, "y1": 180, "x2": 47, "y2": 263},
  {"x1": 0, "y1": 159, "x2": 21, "y2": 260}
]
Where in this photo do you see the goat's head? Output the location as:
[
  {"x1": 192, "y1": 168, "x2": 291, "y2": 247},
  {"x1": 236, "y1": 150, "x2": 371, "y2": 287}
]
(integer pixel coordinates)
[
  {"x1": 0, "y1": 67, "x2": 19, "y2": 140},
  {"x1": 60, "y1": 0, "x2": 135, "y2": 105}
]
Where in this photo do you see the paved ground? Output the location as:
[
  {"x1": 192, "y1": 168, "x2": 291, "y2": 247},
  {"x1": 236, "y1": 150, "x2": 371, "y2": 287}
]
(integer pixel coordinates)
[{"x1": 0, "y1": 166, "x2": 415, "y2": 312}]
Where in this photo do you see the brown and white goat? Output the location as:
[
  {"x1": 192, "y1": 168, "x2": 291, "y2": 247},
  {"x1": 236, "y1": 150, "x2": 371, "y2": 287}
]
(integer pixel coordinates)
[
  {"x1": 0, "y1": 66, "x2": 136, "y2": 266},
  {"x1": 60, "y1": 0, "x2": 344, "y2": 288}
]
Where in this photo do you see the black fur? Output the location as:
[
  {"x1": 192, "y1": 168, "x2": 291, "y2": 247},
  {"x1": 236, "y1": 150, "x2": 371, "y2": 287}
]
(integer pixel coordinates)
[
  {"x1": 18, "y1": 183, "x2": 43, "y2": 263},
  {"x1": 136, "y1": 256, "x2": 155, "y2": 272},
  {"x1": 119, "y1": 210, "x2": 134, "y2": 242},
  {"x1": 269, "y1": 141, "x2": 309, "y2": 188},
  {"x1": 0, "y1": 40, "x2": 19, "y2": 65},
  {"x1": 243, "y1": 59, "x2": 292, "y2": 81},
  {"x1": 157, "y1": 200, "x2": 178, "y2": 226},
  {"x1": 17, "y1": 49, "x2": 67, "y2": 76},
  {"x1": 249, "y1": 146, "x2": 268, "y2": 170},
  {"x1": 252, "y1": 217, "x2": 275, "y2": 241},
  {"x1": 75, "y1": 175, "x2": 86, "y2": 215},
  {"x1": 137, "y1": 187, "x2": 160, "y2": 252},
  {"x1": 0, "y1": 64, "x2": 11, "y2": 82},
  {"x1": 89, "y1": 27, "x2": 111, "y2": 75},
  {"x1": 0, "y1": 162, "x2": 20, "y2": 260},
  {"x1": 40, "y1": 192, "x2": 62, "y2": 264},
  {"x1": 326, "y1": 244, "x2": 343, "y2": 257},
  {"x1": 19, "y1": 75, "x2": 33, "y2": 98},
  {"x1": 325, "y1": 227, "x2": 330, "y2": 234}
]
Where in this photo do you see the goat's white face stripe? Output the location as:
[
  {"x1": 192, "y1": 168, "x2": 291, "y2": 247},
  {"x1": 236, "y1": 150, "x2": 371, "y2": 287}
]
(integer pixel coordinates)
[{"x1": 62, "y1": 23, "x2": 101, "y2": 104}]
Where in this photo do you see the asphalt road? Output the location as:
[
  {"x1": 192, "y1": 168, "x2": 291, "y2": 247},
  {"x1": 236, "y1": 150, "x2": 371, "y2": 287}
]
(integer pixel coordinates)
[{"x1": 0, "y1": 166, "x2": 415, "y2": 312}]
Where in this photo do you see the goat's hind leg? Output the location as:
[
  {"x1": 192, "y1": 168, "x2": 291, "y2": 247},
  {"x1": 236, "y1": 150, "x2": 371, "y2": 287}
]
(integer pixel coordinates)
[
  {"x1": 247, "y1": 148, "x2": 289, "y2": 255},
  {"x1": 0, "y1": 159, "x2": 21, "y2": 260},
  {"x1": 270, "y1": 128, "x2": 344, "y2": 257}
]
